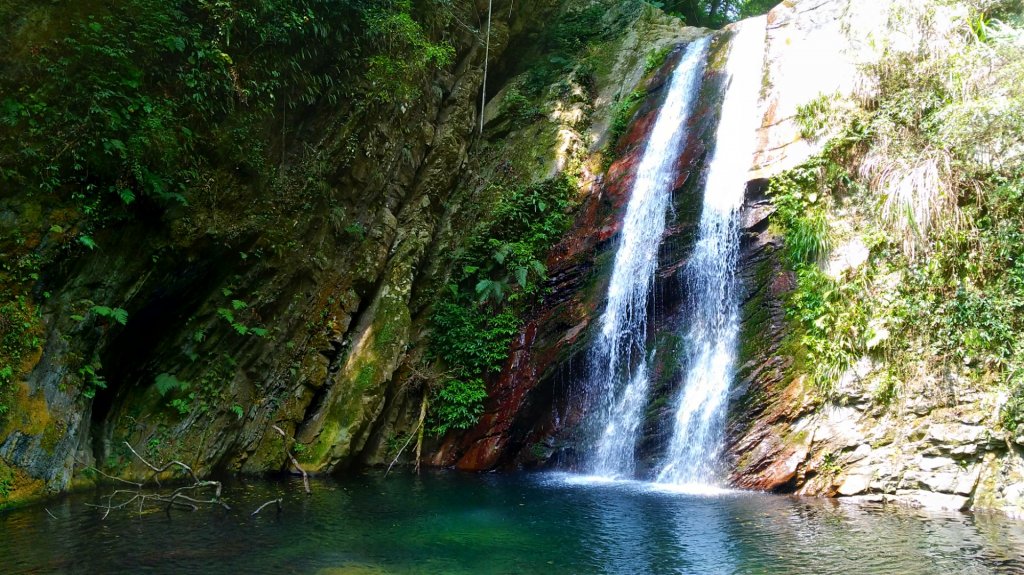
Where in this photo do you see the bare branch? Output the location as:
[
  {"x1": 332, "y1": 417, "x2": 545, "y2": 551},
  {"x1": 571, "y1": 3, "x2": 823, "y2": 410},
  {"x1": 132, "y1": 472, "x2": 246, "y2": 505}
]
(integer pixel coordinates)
[
  {"x1": 272, "y1": 425, "x2": 311, "y2": 495},
  {"x1": 251, "y1": 498, "x2": 283, "y2": 516}
]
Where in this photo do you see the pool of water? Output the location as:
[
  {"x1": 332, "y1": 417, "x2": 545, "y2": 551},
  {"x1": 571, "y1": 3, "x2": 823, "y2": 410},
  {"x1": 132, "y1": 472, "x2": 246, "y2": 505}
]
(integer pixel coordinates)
[{"x1": 3, "y1": 470, "x2": 1023, "y2": 574}]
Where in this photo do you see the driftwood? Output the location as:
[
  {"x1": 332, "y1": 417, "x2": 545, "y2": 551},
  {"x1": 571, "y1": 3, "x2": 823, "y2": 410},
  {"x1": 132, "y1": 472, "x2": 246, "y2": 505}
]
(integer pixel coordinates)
[
  {"x1": 83, "y1": 441, "x2": 230, "y2": 519},
  {"x1": 251, "y1": 498, "x2": 283, "y2": 516},
  {"x1": 85, "y1": 428, "x2": 308, "y2": 519},
  {"x1": 271, "y1": 424, "x2": 311, "y2": 495},
  {"x1": 386, "y1": 388, "x2": 428, "y2": 477}
]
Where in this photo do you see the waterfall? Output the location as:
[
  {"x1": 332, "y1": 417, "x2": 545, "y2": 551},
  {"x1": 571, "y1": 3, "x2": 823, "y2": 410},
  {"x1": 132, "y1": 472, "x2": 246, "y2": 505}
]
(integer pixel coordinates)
[
  {"x1": 585, "y1": 37, "x2": 710, "y2": 478},
  {"x1": 657, "y1": 17, "x2": 767, "y2": 486}
]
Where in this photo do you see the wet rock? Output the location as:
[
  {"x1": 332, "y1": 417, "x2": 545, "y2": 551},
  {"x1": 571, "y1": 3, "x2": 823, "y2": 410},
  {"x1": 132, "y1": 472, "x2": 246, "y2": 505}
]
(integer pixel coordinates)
[
  {"x1": 892, "y1": 490, "x2": 969, "y2": 511},
  {"x1": 837, "y1": 474, "x2": 871, "y2": 496}
]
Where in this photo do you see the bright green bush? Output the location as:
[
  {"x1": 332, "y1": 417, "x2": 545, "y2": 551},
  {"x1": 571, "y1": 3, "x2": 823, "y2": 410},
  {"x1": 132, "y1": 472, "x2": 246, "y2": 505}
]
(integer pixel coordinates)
[{"x1": 428, "y1": 176, "x2": 575, "y2": 434}]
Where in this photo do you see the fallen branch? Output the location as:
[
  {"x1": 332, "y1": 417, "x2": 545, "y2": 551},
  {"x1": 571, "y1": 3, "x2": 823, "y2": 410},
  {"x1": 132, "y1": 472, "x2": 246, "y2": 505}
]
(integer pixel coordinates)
[
  {"x1": 414, "y1": 391, "x2": 428, "y2": 474},
  {"x1": 385, "y1": 389, "x2": 428, "y2": 477},
  {"x1": 85, "y1": 426, "x2": 308, "y2": 518},
  {"x1": 272, "y1": 425, "x2": 311, "y2": 495},
  {"x1": 251, "y1": 498, "x2": 283, "y2": 516}
]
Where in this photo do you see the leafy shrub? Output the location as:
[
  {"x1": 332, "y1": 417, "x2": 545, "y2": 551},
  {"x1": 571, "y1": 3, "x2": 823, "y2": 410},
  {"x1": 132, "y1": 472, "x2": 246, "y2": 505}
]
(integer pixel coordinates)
[
  {"x1": 500, "y1": 87, "x2": 541, "y2": 124},
  {"x1": 773, "y1": 3, "x2": 1024, "y2": 400},
  {"x1": 428, "y1": 176, "x2": 576, "y2": 433},
  {"x1": 78, "y1": 363, "x2": 108, "y2": 399},
  {"x1": 768, "y1": 154, "x2": 840, "y2": 266}
]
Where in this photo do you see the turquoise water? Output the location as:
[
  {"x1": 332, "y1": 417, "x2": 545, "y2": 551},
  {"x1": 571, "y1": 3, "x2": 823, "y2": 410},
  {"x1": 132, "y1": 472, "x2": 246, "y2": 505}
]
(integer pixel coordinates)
[{"x1": 2, "y1": 471, "x2": 1023, "y2": 574}]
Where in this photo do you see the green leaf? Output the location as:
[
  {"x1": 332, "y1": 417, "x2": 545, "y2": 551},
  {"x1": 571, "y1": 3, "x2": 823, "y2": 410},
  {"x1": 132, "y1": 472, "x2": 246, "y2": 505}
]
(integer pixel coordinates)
[
  {"x1": 250, "y1": 327, "x2": 268, "y2": 337},
  {"x1": 217, "y1": 308, "x2": 234, "y2": 323},
  {"x1": 91, "y1": 305, "x2": 113, "y2": 317},
  {"x1": 110, "y1": 308, "x2": 128, "y2": 325},
  {"x1": 529, "y1": 259, "x2": 547, "y2": 277},
  {"x1": 231, "y1": 299, "x2": 247, "y2": 310},
  {"x1": 79, "y1": 235, "x2": 98, "y2": 250},
  {"x1": 493, "y1": 244, "x2": 509, "y2": 264},
  {"x1": 514, "y1": 266, "x2": 528, "y2": 288},
  {"x1": 233, "y1": 323, "x2": 249, "y2": 335},
  {"x1": 155, "y1": 372, "x2": 185, "y2": 396}
]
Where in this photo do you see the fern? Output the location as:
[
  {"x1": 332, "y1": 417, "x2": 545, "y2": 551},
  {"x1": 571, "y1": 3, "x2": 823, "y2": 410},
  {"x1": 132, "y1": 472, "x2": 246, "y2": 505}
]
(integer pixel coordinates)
[
  {"x1": 154, "y1": 372, "x2": 187, "y2": 396},
  {"x1": 91, "y1": 305, "x2": 128, "y2": 325}
]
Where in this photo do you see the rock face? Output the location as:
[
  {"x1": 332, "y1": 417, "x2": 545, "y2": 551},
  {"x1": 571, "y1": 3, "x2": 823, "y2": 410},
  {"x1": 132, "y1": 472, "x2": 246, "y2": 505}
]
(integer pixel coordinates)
[
  {"x1": 0, "y1": 0, "x2": 561, "y2": 506},
  {"x1": 725, "y1": 0, "x2": 1024, "y2": 518}
]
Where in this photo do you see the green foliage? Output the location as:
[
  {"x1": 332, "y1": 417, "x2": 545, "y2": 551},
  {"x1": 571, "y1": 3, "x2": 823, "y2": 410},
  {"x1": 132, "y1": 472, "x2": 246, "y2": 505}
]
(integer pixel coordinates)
[
  {"x1": 428, "y1": 176, "x2": 576, "y2": 434},
  {"x1": 768, "y1": 154, "x2": 844, "y2": 266},
  {"x1": 230, "y1": 403, "x2": 245, "y2": 420},
  {"x1": 90, "y1": 305, "x2": 129, "y2": 326},
  {"x1": 216, "y1": 294, "x2": 268, "y2": 337},
  {"x1": 1003, "y1": 376, "x2": 1024, "y2": 432},
  {"x1": 500, "y1": 87, "x2": 541, "y2": 124},
  {"x1": 522, "y1": 5, "x2": 608, "y2": 95},
  {"x1": 154, "y1": 372, "x2": 187, "y2": 396},
  {"x1": 78, "y1": 235, "x2": 99, "y2": 251},
  {"x1": 363, "y1": 0, "x2": 455, "y2": 103},
  {"x1": 607, "y1": 89, "x2": 647, "y2": 154},
  {"x1": 0, "y1": 0, "x2": 460, "y2": 240},
  {"x1": 656, "y1": 0, "x2": 776, "y2": 28},
  {"x1": 644, "y1": 45, "x2": 673, "y2": 74},
  {"x1": 820, "y1": 451, "x2": 843, "y2": 476},
  {"x1": 0, "y1": 297, "x2": 43, "y2": 422},
  {"x1": 0, "y1": 464, "x2": 13, "y2": 499},
  {"x1": 795, "y1": 93, "x2": 841, "y2": 140},
  {"x1": 772, "y1": 7, "x2": 1024, "y2": 402},
  {"x1": 785, "y1": 264, "x2": 866, "y2": 393},
  {"x1": 432, "y1": 377, "x2": 489, "y2": 436},
  {"x1": 344, "y1": 222, "x2": 366, "y2": 240},
  {"x1": 78, "y1": 363, "x2": 108, "y2": 399}
]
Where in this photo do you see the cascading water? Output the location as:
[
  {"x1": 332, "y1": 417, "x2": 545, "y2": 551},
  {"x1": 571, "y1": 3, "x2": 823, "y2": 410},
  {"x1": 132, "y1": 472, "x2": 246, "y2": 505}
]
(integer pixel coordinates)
[
  {"x1": 657, "y1": 17, "x2": 767, "y2": 486},
  {"x1": 585, "y1": 37, "x2": 710, "y2": 478}
]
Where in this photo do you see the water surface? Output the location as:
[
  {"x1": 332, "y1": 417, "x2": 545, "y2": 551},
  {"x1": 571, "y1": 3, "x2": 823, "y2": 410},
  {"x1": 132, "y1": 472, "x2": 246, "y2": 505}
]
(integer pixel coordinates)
[{"x1": 2, "y1": 471, "x2": 1023, "y2": 574}]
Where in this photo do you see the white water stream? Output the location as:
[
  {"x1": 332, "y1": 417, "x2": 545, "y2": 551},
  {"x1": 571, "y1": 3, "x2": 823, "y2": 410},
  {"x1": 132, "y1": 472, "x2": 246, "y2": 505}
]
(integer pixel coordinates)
[
  {"x1": 586, "y1": 37, "x2": 710, "y2": 478},
  {"x1": 657, "y1": 17, "x2": 767, "y2": 486}
]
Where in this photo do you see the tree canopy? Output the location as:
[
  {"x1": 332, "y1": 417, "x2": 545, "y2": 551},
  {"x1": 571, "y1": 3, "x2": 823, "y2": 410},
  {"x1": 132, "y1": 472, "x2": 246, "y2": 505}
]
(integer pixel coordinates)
[{"x1": 652, "y1": 0, "x2": 778, "y2": 28}]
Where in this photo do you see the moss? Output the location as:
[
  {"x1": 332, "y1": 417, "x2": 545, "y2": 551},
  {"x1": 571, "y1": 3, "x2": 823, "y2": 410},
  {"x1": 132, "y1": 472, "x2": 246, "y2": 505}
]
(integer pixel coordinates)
[
  {"x1": 736, "y1": 255, "x2": 776, "y2": 367},
  {"x1": 786, "y1": 429, "x2": 809, "y2": 446},
  {"x1": 0, "y1": 296, "x2": 45, "y2": 427},
  {"x1": 1, "y1": 381, "x2": 51, "y2": 441},
  {"x1": 40, "y1": 419, "x2": 66, "y2": 454},
  {"x1": 300, "y1": 281, "x2": 412, "y2": 469},
  {"x1": 0, "y1": 458, "x2": 47, "y2": 510},
  {"x1": 354, "y1": 364, "x2": 377, "y2": 392},
  {"x1": 300, "y1": 419, "x2": 342, "y2": 467}
]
